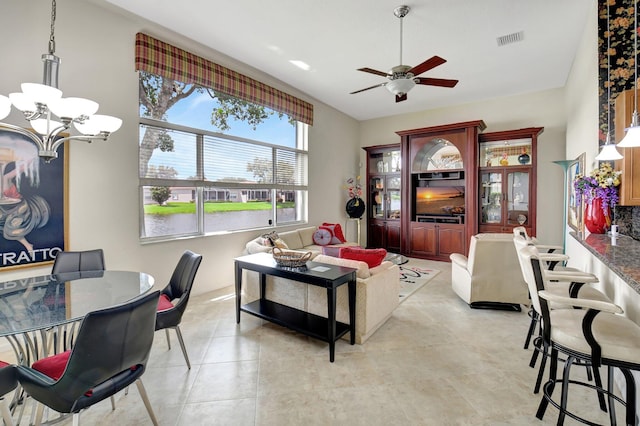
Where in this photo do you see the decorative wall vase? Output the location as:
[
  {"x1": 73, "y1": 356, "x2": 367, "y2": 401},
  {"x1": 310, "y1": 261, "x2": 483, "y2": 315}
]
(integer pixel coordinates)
[
  {"x1": 584, "y1": 197, "x2": 610, "y2": 234},
  {"x1": 346, "y1": 197, "x2": 365, "y2": 218}
]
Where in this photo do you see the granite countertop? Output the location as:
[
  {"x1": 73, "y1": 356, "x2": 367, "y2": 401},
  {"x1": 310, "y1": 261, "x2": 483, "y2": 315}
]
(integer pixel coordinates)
[{"x1": 571, "y1": 232, "x2": 640, "y2": 293}]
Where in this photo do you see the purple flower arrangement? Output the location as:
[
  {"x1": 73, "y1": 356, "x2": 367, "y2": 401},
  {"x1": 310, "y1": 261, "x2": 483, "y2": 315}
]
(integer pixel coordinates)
[{"x1": 573, "y1": 162, "x2": 622, "y2": 213}]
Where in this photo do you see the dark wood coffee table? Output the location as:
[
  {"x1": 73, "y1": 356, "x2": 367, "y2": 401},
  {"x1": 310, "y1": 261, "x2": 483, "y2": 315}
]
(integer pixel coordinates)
[{"x1": 234, "y1": 252, "x2": 356, "y2": 362}]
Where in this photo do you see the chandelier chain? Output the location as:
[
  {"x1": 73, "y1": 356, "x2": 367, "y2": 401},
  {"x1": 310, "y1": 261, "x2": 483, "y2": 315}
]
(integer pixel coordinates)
[{"x1": 48, "y1": 0, "x2": 56, "y2": 55}]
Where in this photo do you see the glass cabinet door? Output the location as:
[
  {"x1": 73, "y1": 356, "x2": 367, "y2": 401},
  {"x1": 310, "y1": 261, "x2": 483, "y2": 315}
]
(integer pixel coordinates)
[
  {"x1": 480, "y1": 172, "x2": 503, "y2": 224},
  {"x1": 370, "y1": 177, "x2": 385, "y2": 219},
  {"x1": 387, "y1": 176, "x2": 401, "y2": 220},
  {"x1": 507, "y1": 171, "x2": 529, "y2": 226}
]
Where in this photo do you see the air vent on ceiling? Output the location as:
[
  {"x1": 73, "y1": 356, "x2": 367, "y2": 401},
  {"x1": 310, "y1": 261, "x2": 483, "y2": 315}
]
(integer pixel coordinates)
[{"x1": 497, "y1": 31, "x2": 524, "y2": 47}]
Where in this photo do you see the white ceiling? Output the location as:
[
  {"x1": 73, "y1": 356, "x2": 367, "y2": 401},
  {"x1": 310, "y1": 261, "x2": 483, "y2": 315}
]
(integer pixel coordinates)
[{"x1": 97, "y1": 0, "x2": 595, "y2": 122}]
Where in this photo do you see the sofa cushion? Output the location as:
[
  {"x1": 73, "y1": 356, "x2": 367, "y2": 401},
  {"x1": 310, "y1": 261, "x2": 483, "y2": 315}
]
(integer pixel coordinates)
[
  {"x1": 297, "y1": 226, "x2": 318, "y2": 247},
  {"x1": 245, "y1": 237, "x2": 273, "y2": 255},
  {"x1": 313, "y1": 228, "x2": 332, "y2": 246},
  {"x1": 339, "y1": 247, "x2": 387, "y2": 268},
  {"x1": 313, "y1": 254, "x2": 370, "y2": 279},
  {"x1": 278, "y1": 230, "x2": 303, "y2": 249}
]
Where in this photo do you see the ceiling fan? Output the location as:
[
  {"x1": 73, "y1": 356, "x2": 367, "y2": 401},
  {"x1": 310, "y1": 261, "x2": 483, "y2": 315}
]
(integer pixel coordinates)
[{"x1": 350, "y1": 5, "x2": 459, "y2": 103}]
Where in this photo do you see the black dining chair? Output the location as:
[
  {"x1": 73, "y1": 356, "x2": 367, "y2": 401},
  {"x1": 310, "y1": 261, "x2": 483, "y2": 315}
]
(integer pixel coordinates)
[
  {"x1": 51, "y1": 249, "x2": 105, "y2": 274},
  {"x1": 15, "y1": 290, "x2": 161, "y2": 426},
  {"x1": 156, "y1": 250, "x2": 202, "y2": 369},
  {"x1": 0, "y1": 362, "x2": 17, "y2": 426}
]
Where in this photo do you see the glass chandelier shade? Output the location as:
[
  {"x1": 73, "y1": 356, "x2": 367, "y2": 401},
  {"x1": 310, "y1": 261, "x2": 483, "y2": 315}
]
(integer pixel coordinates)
[
  {"x1": 0, "y1": 0, "x2": 121, "y2": 162},
  {"x1": 619, "y1": 118, "x2": 640, "y2": 147},
  {"x1": 386, "y1": 78, "x2": 416, "y2": 95},
  {"x1": 595, "y1": 134, "x2": 623, "y2": 160}
]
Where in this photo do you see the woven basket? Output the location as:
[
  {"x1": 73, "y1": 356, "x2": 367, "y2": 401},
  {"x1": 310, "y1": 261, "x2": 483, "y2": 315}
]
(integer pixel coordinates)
[{"x1": 272, "y1": 247, "x2": 312, "y2": 268}]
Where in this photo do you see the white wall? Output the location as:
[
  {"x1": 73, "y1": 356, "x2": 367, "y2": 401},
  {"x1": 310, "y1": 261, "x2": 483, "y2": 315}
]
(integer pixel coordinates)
[
  {"x1": 358, "y1": 89, "x2": 568, "y2": 245},
  {"x1": 0, "y1": 0, "x2": 360, "y2": 294}
]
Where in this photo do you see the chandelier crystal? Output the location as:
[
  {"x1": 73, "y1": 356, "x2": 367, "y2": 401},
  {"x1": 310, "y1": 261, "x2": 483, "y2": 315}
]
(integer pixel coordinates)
[{"x1": 0, "y1": 0, "x2": 121, "y2": 162}]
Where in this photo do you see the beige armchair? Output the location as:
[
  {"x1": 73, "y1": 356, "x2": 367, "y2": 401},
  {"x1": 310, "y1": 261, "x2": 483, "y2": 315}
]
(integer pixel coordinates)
[{"x1": 450, "y1": 233, "x2": 529, "y2": 310}]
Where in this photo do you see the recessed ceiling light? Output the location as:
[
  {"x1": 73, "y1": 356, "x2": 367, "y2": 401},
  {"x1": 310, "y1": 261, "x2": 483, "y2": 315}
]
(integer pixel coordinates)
[{"x1": 289, "y1": 60, "x2": 311, "y2": 71}]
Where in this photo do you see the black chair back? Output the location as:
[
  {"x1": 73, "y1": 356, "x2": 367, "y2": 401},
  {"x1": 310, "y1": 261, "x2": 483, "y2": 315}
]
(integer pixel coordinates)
[
  {"x1": 156, "y1": 250, "x2": 202, "y2": 331},
  {"x1": 52, "y1": 250, "x2": 105, "y2": 274},
  {"x1": 17, "y1": 290, "x2": 160, "y2": 414}
]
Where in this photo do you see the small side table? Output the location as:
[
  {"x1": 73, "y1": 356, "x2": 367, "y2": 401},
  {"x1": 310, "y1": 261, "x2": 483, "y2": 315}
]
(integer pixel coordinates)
[{"x1": 345, "y1": 217, "x2": 362, "y2": 246}]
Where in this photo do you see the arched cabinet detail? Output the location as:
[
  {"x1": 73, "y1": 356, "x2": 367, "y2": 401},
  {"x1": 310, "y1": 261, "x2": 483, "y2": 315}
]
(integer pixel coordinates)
[{"x1": 397, "y1": 120, "x2": 486, "y2": 260}]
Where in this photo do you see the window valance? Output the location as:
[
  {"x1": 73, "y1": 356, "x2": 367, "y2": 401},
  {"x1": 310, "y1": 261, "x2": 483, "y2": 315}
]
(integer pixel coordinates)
[{"x1": 135, "y1": 33, "x2": 314, "y2": 126}]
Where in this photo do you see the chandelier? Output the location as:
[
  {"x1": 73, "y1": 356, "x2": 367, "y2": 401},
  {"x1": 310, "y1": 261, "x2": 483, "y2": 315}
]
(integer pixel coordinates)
[{"x1": 0, "y1": 0, "x2": 121, "y2": 162}]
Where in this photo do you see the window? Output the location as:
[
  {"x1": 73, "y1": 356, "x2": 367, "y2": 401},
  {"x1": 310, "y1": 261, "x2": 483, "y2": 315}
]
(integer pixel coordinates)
[
  {"x1": 135, "y1": 33, "x2": 312, "y2": 242},
  {"x1": 139, "y1": 77, "x2": 308, "y2": 241}
]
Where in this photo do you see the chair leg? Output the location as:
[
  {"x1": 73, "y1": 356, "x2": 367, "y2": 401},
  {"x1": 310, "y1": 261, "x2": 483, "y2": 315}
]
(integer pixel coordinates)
[
  {"x1": 165, "y1": 329, "x2": 171, "y2": 350},
  {"x1": 529, "y1": 336, "x2": 541, "y2": 368},
  {"x1": 110, "y1": 395, "x2": 116, "y2": 411},
  {"x1": 0, "y1": 399, "x2": 13, "y2": 426},
  {"x1": 591, "y1": 364, "x2": 607, "y2": 412},
  {"x1": 34, "y1": 403, "x2": 44, "y2": 426},
  {"x1": 135, "y1": 379, "x2": 159, "y2": 426},
  {"x1": 537, "y1": 347, "x2": 558, "y2": 420},
  {"x1": 607, "y1": 366, "x2": 617, "y2": 426},
  {"x1": 72, "y1": 412, "x2": 79, "y2": 426},
  {"x1": 534, "y1": 340, "x2": 549, "y2": 394},
  {"x1": 524, "y1": 308, "x2": 538, "y2": 349},
  {"x1": 558, "y1": 355, "x2": 575, "y2": 425},
  {"x1": 620, "y1": 367, "x2": 637, "y2": 426},
  {"x1": 174, "y1": 326, "x2": 191, "y2": 369}
]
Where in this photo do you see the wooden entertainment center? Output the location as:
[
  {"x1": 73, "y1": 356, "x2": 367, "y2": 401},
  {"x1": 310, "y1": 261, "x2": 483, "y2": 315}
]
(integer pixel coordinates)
[{"x1": 364, "y1": 120, "x2": 543, "y2": 261}]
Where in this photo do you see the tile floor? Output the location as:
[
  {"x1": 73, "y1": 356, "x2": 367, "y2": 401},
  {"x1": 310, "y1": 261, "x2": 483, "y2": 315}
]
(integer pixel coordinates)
[{"x1": 9, "y1": 259, "x2": 628, "y2": 425}]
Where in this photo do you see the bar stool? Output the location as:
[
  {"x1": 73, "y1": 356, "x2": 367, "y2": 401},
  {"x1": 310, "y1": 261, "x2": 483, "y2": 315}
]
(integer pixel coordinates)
[{"x1": 520, "y1": 245, "x2": 640, "y2": 425}]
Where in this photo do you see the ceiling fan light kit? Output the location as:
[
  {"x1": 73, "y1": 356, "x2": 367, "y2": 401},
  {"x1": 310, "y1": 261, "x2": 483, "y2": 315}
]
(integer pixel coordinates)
[{"x1": 350, "y1": 5, "x2": 458, "y2": 103}]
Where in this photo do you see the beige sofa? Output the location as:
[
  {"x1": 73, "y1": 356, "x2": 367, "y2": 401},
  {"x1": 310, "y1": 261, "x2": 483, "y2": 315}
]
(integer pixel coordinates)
[
  {"x1": 242, "y1": 228, "x2": 400, "y2": 343},
  {"x1": 449, "y1": 233, "x2": 529, "y2": 310},
  {"x1": 244, "y1": 226, "x2": 357, "y2": 257}
]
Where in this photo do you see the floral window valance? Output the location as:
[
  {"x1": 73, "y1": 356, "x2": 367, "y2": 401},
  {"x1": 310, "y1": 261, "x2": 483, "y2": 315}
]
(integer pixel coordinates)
[{"x1": 134, "y1": 33, "x2": 314, "y2": 126}]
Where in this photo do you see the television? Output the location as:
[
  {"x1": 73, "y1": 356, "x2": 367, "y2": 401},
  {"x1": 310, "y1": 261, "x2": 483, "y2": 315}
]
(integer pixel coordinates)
[{"x1": 415, "y1": 186, "x2": 465, "y2": 216}]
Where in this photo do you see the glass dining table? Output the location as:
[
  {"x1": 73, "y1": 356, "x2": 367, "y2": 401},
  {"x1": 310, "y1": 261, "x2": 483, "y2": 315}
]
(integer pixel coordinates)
[{"x1": 0, "y1": 270, "x2": 155, "y2": 366}]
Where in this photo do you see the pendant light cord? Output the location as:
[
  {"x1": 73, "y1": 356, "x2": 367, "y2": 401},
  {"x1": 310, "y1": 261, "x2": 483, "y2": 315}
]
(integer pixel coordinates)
[
  {"x1": 48, "y1": 0, "x2": 56, "y2": 55},
  {"x1": 607, "y1": 0, "x2": 612, "y2": 142},
  {"x1": 634, "y1": 0, "x2": 638, "y2": 114}
]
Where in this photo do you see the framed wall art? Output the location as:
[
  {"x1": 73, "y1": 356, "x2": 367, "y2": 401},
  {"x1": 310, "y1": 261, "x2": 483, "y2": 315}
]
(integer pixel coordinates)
[
  {"x1": 0, "y1": 126, "x2": 68, "y2": 270},
  {"x1": 567, "y1": 152, "x2": 585, "y2": 233}
]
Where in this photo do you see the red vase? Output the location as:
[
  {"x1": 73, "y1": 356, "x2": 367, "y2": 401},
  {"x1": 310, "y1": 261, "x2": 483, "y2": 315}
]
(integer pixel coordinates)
[{"x1": 584, "y1": 197, "x2": 611, "y2": 234}]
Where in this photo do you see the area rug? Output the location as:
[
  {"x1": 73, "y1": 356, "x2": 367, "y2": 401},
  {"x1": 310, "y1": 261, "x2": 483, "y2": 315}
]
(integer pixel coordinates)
[{"x1": 398, "y1": 259, "x2": 440, "y2": 303}]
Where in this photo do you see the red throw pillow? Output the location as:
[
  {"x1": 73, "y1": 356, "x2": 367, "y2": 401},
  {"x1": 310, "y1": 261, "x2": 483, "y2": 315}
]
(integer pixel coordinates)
[
  {"x1": 322, "y1": 223, "x2": 347, "y2": 243},
  {"x1": 157, "y1": 294, "x2": 174, "y2": 311},
  {"x1": 313, "y1": 228, "x2": 332, "y2": 246},
  {"x1": 339, "y1": 247, "x2": 387, "y2": 268},
  {"x1": 32, "y1": 350, "x2": 71, "y2": 381}
]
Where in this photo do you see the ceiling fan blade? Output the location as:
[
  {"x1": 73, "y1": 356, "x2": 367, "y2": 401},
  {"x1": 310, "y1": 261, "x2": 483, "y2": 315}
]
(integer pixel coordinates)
[
  {"x1": 395, "y1": 93, "x2": 408, "y2": 103},
  {"x1": 350, "y1": 83, "x2": 387, "y2": 94},
  {"x1": 415, "y1": 77, "x2": 459, "y2": 88},
  {"x1": 357, "y1": 67, "x2": 390, "y2": 77},
  {"x1": 409, "y1": 56, "x2": 447, "y2": 77}
]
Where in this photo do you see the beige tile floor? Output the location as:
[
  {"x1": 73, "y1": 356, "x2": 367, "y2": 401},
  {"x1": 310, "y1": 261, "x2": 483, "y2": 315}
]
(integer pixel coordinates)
[{"x1": 9, "y1": 259, "x2": 629, "y2": 425}]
